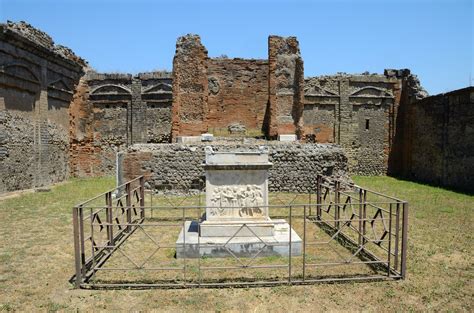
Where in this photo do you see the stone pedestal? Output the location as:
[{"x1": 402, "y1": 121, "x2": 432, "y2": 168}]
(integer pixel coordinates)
[
  {"x1": 176, "y1": 147, "x2": 302, "y2": 258},
  {"x1": 176, "y1": 220, "x2": 301, "y2": 258}
]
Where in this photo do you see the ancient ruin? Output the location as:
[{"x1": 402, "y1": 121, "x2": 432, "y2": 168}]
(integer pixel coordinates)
[
  {"x1": 2, "y1": 20, "x2": 470, "y2": 290},
  {"x1": 0, "y1": 21, "x2": 84, "y2": 192},
  {"x1": 1, "y1": 21, "x2": 473, "y2": 195}
]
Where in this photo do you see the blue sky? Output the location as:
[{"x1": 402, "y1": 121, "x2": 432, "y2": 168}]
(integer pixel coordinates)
[{"x1": 1, "y1": 0, "x2": 472, "y2": 94}]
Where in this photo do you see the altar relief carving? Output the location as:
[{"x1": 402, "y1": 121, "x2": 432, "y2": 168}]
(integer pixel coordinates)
[{"x1": 210, "y1": 185, "x2": 264, "y2": 217}]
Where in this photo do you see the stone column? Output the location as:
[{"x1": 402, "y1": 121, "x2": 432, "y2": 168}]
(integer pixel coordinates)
[
  {"x1": 0, "y1": 98, "x2": 6, "y2": 164},
  {"x1": 131, "y1": 77, "x2": 145, "y2": 143},
  {"x1": 171, "y1": 34, "x2": 209, "y2": 140},
  {"x1": 33, "y1": 62, "x2": 50, "y2": 188},
  {"x1": 337, "y1": 79, "x2": 358, "y2": 172},
  {"x1": 268, "y1": 36, "x2": 304, "y2": 138}
]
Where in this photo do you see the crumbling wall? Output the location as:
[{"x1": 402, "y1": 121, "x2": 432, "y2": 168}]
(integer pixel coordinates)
[
  {"x1": 302, "y1": 70, "x2": 426, "y2": 175},
  {"x1": 207, "y1": 58, "x2": 268, "y2": 135},
  {"x1": 170, "y1": 35, "x2": 305, "y2": 140},
  {"x1": 387, "y1": 71, "x2": 430, "y2": 175},
  {"x1": 1, "y1": 23, "x2": 439, "y2": 193},
  {"x1": 268, "y1": 36, "x2": 305, "y2": 138},
  {"x1": 139, "y1": 72, "x2": 173, "y2": 143},
  {"x1": 69, "y1": 71, "x2": 172, "y2": 177},
  {"x1": 0, "y1": 21, "x2": 84, "y2": 193},
  {"x1": 120, "y1": 142, "x2": 349, "y2": 193},
  {"x1": 171, "y1": 34, "x2": 209, "y2": 139},
  {"x1": 395, "y1": 87, "x2": 473, "y2": 192},
  {"x1": 69, "y1": 73, "x2": 131, "y2": 176}
]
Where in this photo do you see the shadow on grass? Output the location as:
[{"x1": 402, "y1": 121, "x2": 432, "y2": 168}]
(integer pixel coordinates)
[
  {"x1": 312, "y1": 218, "x2": 390, "y2": 275},
  {"x1": 386, "y1": 174, "x2": 474, "y2": 196},
  {"x1": 82, "y1": 274, "x2": 394, "y2": 290}
]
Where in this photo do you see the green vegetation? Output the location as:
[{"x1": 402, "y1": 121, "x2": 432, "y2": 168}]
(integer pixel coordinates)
[{"x1": 0, "y1": 176, "x2": 472, "y2": 311}]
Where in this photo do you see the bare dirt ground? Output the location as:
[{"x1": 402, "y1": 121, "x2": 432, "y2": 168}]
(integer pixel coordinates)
[{"x1": 0, "y1": 176, "x2": 472, "y2": 312}]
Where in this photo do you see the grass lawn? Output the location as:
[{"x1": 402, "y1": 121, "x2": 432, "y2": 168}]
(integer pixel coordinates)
[{"x1": 0, "y1": 176, "x2": 472, "y2": 312}]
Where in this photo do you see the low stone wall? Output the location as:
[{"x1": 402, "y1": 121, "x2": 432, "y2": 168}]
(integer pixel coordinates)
[{"x1": 120, "y1": 141, "x2": 350, "y2": 193}]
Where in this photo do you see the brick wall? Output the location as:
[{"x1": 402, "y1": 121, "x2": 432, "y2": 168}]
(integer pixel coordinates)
[
  {"x1": 69, "y1": 71, "x2": 172, "y2": 177},
  {"x1": 3, "y1": 22, "x2": 450, "y2": 195},
  {"x1": 207, "y1": 58, "x2": 268, "y2": 134},
  {"x1": 171, "y1": 34, "x2": 209, "y2": 138},
  {"x1": 170, "y1": 34, "x2": 305, "y2": 140},
  {"x1": 268, "y1": 36, "x2": 304, "y2": 138}
]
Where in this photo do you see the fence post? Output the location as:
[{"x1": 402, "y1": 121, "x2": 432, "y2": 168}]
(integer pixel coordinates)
[
  {"x1": 362, "y1": 189, "x2": 367, "y2": 246},
  {"x1": 72, "y1": 207, "x2": 82, "y2": 288},
  {"x1": 401, "y1": 202, "x2": 409, "y2": 279},
  {"x1": 388, "y1": 204, "x2": 392, "y2": 277},
  {"x1": 358, "y1": 188, "x2": 363, "y2": 246},
  {"x1": 335, "y1": 180, "x2": 340, "y2": 229},
  {"x1": 316, "y1": 175, "x2": 322, "y2": 219},
  {"x1": 288, "y1": 205, "x2": 292, "y2": 284},
  {"x1": 105, "y1": 191, "x2": 114, "y2": 247},
  {"x1": 394, "y1": 202, "x2": 400, "y2": 272},
  {"x1": 303, "y1": 205, "x2": 307, "y2": 281},
  {"x1": 125, "y1": 182, "x2": 132, "y2": 232},
  {"x1": 78, "y1": 205, "x2": 86, "y2": 277},
  {"x1": 139, "y1": 176, "x2": 145, "y2": 219}
]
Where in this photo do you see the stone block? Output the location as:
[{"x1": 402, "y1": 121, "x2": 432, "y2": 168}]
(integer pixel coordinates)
[
  {"x1": 201, "y1": 133, "x2": 214, "y2": 142},
  {"x1": 278, "y1": 134, "x2": 297, "y2": 142},
  {"x1": 204, "y1": 149, "x2": 272, "y2": 222},
  {"x1": 175, "y1": 136, "x2": 201, "y2": 143},
  {"x1": 199, "y1": 219, "x2": 276, "y2": 237},
  {"x1": 176, "y1": 220, "x2": 302, "y2": 258}
]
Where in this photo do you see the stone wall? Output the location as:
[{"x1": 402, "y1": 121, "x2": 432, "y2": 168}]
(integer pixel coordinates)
[
  {"x1": 120, "y1": 141, "x2": 350, "y2": 193},
  {"x1": 3, "y1": 22, "x2": 450, "y2": 195},
  {"x1": 0, "y1": 21, "x2": 84, "y2": 193},
  {"x1": 164, "y1": 34, "x2": 431, "y2": 176},
  {"x1": 393, "y1": 87, "x2": 473, "y2": 192},
  {"x1": 303, "y1": 70, "x2": 427, "y2": 175},
  {"x1": 69, "y1": 71, "x2": 172, "y2": 177}
]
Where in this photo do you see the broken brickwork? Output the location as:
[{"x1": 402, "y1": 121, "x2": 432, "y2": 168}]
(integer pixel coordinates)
[
  {"x1": 206, "y1": 58, "x2": 269, "y2": 135},
  {"x1": 170, "y1": 34, "x2": 304, "y2": 140},
  {"x1": 69, "y1": 71, "x2": 172, "y2": 177},
  {"x1": 267, "y1": 36, "x2": 304, "y2": 138},
  {"x1": 302, "y1": 70, "x2": 427, "y2": 175},
  {"x1": 3, "y1": 21, "x2": 472, "y2": 195},
  {"x1": 171, "y1": 35, "x2": 209, "y2": 138},
  {"x1": 120, "y1": 142, "x2": 350, "y2": 193}
]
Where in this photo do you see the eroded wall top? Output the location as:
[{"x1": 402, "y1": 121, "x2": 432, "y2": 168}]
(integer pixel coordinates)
[
  {"x1": 0, "y1": 21, "x2": 85, "y2": 193},
  {"x1": 1, "y1": 20, "x2": 87, "y2": 68}
]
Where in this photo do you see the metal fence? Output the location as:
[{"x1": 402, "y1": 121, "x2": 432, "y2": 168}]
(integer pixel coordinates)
[{"x1": 71, "y1": 175, "x2": 408, "y2": 288}]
